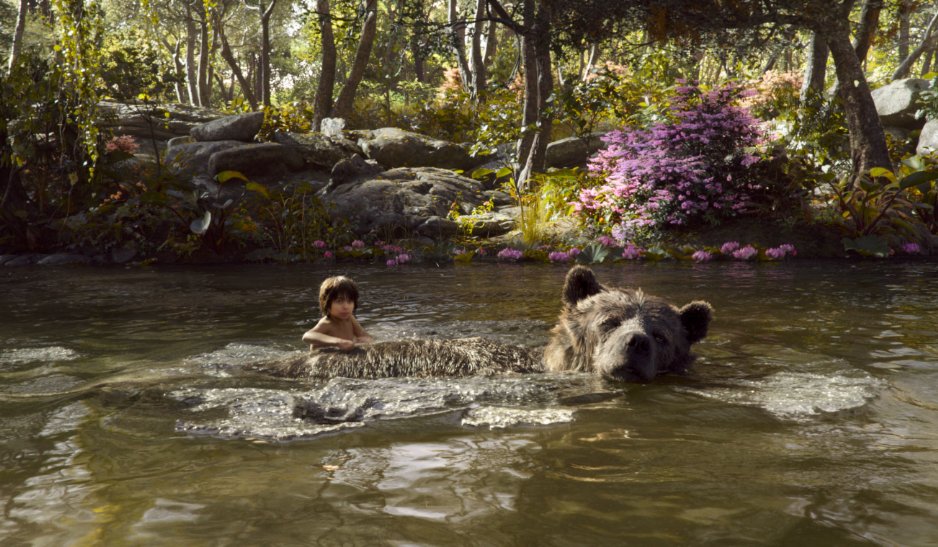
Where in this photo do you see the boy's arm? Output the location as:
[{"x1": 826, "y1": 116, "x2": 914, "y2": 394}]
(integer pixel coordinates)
[
  {"x1": 352, "y1": 317, "x2": 374, "y2": 343},
  {"x1": 303, "y1": 322, "x2": 355, "y2": 351}
]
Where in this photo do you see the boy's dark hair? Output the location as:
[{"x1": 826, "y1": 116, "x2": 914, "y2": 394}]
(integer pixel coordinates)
[{"x1": 319, "y1": 276, "x2": 360, "y2": 317}]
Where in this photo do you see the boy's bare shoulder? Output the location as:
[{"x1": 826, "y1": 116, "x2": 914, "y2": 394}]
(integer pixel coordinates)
[{"x1": 311, "y1": 317, "x2": 337, "y2": 334}]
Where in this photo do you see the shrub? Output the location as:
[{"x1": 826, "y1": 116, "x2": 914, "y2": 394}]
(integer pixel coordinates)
[{"x1": 574, "y1": 82, "x2": 767, "y2": 240}]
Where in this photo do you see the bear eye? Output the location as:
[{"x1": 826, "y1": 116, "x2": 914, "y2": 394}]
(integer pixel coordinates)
[
  {"x1": 600, "y1": 317, "x2": 620, "y2": 331},
  {"x1": 652, "y1": 332, "x2": 668, "y2": 345}
]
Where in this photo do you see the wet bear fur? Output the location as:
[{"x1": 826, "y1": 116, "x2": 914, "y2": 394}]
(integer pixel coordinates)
[
  {"x1": 259, "y1": 337, "x2": 543, "y2": 380},
  {"x1": 543, "y1": 266, "x2": 713, "y2": 382}
]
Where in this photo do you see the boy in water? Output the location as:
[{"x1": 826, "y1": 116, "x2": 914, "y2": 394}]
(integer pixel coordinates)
[{"x1": 303, "y1": 276, "x2": 374, "y2": 351}]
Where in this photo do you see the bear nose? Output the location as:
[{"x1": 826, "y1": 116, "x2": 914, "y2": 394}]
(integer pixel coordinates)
[{"x1": 626, "y1": 333, "x2": 651, "y2": 356}]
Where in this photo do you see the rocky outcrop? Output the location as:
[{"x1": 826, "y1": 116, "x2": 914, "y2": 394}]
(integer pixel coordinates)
[
  {"x1": 98, "y1": 101, "x2": 224, "y2": 141},
  {"x1": 206, "y1": 143, "x2": 306, "y2": 176},
  {"x1": 165, "y1": 140, "x2": 245, "y2": 178},
  {"x1": 917, "y1": 119, "x2": 938, "y2": 155},
  {"x1": 191, "y1": 111, "x2": 265, "y2": 142},
  {"x1": 321, "y1": 167, "x2": 487, "y2": 237},
  {"x1": 356, "y1": 127, "x2": 491, "y2": 171},
  {"x1": 272, "y1": 131, "x2": 364, "y2": 170},
  {"x1": 545, "y1": 133, "x2": 606, "y2": 168},
  {"x1": 872, "y1": 78, "x2": 930, "y2": 129}
]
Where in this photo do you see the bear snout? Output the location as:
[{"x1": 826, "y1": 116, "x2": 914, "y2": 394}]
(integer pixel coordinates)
[{"x1": 603, "y1": 331, "x2": 657, "y2": 382}]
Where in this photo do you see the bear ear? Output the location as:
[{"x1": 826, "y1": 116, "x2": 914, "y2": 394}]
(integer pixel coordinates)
[
  {"x1": 680, "y1": 301, "x2": 713, "y2": 344},
  {"x1": 562, "y1": 265, "x2": 604, "y2": 308}
]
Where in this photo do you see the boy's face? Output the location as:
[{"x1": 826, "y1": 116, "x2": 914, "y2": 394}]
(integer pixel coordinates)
[{"x1": 328, "y1": 295, "x2": 355, "y2": 320}]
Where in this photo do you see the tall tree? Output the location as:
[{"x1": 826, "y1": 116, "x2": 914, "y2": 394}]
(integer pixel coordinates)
[
  {"x1": 334, "y1": 0, "x2": 378, "y2": 119},
  {"x1": 800, "y1": 32, "x2": 829, "y2": 101},
  {"x1": 312, "y1": 0, "x2": 336, "y2": 129},
  {"x1": 7, "y1": 0, "x2": 28, "y2": 73},
  {"x1": 244, "y1": 0, "x2": 279, "y2": 107},
  {"x1": 893, "y1": 8, "x2": 938, "y2": 79}
]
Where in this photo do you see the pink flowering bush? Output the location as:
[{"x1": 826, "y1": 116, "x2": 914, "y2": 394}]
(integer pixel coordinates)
[
  {"x1": 497, "y1": 247, "x2": 524, "y2": 261},
  {"x1": 622, "y1": 244, "x2": 643, "y2": 260},
  {"x1": 549, "y1": 251, "x2": 572, "y2": 263},
  {"x1": 692, "y1": 250, "x2": 714, "y2": 263},
  {"x1": 901, "y1": 242, "x2": 922, "y2": 255},
  {"x1": 105, "y1": 135, "x2": 140, "y2": 154},
  {"x1": 575, "y1": 82, "x2": 766, "y2": 238}
]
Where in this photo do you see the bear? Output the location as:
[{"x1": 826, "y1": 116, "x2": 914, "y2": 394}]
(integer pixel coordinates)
[
  {"x1": 258, "y1": 337, "x2": 543, "y2": 380},
  {"x1": 544, "y1": 265, "x2": 713, "y2": 382},
  {"x1": 257, "y1": 266, "x2": 712, "y2": 383}
]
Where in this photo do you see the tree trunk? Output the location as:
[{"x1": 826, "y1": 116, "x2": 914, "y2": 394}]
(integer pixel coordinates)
[
  {"x1": 7, "y1": 0, "x2": 28, "y2": 73},
  {"x1": 334, "y1": 0, "x2": 378, "y2": 119},
  {"x1": 800, "y1": 32, "x2": 829, "y2": 102},
  {"x1": 197, "y1": 4, "x2": 211, "y2": 107},
  {"x1": 412, "y1": 33, "x2": 426, "y2": 82},
  {"x1": 217, "y1": 14, "x2": 258, "y2": 109},
  {"x1": 483, "y1": 19, "x2": 498, "y2": 67},
  {"x1": 826, "y1": 25, "x2": 892, "y2": 184},
  {"x1": 448, "y1": 0, "x2": 472, "y2": 92},
  {"x1": 259, "y1": 0, "x2": 278, "y2": 107},
  {"x1": 516, "y1": 0, "x2": 552, "y2": 188},
  {"x1": 852, "y1": 0, "x2": 882, "y2": 64},
  {"x1": 898, "y1": 0, "x2": 912, "y2": 62},
  {"x1": 184, "y1": 1, "x2": 200, "y2": 106},
  {"x1": 515, "y1": 0, "x2": 538, "y2": 176},
  {"x1": 312, "y1": 0, "x2": 336, "y2": 130},
  {"x1": 469, "y1": 0, "x2": 487, "y2": 99},
  {"x1": 172, "y1": 41, "x2": 186, "y2": 103},
  {"x1": 893, "y1": 9, "x2": 938, "y2": 80}
]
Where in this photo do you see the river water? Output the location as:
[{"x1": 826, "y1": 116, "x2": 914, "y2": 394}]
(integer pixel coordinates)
[{"x1": 1, "y1": 260, "x2": 937, "y2": 545}]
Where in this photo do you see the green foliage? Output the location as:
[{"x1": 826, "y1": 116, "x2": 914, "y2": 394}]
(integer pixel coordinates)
[
  {"x1": 257, "y1": 102, "x2": 315, "y2": 140},
  {"x1": 258, "y1": 184, "x2": 348, "y2": 259},
  {"x1": 832, "y1": 159, "x2": 938, "y2": 252},
  {"x1": 915, "y1": 76, "x2": 938, "y2": 122}
]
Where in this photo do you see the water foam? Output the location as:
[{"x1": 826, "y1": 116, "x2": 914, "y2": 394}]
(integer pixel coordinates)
[
  {"x1": 0, "y1": 347, "x2": 80, "y2": 366},
  {"x1": 684, "y1": 371, "x2": 884, "y2": 420}
]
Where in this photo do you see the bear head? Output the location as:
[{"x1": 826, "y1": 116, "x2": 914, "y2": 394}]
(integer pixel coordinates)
[{"x1": 545, "y1": 265, "x2": 713, "y2": 382}]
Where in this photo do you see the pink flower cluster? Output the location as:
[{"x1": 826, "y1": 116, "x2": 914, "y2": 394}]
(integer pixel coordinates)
[
  {"x1": 106, "y1": 135, "x2": 140, "y2": 154},
  {"x1": 386, "y1": 253, "x2": 411, "y2": 267},
  {"x1": 901, "y1": 242, "x2": 922, "y2": 255},
  {"x1": 497, "y1": 248, "x2": 524, "y2": 261},
  {"x1": 575, "y1": 82, "x2": 765, "y2": 235},
  {"x1": 765, "y1": 244, "x2": 797, "y2": 260}
]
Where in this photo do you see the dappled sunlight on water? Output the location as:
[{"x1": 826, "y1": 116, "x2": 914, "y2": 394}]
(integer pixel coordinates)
[{"x1": 2, "y1": 260, "x2": 938, "y2": 544}]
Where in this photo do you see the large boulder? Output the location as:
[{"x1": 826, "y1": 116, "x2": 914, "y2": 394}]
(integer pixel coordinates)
[
  {"x1": 917, "y1": 119, "x2": 938, "y2": 155},
  {"x1": 98, "y1": 101, "x2": 225, "y2": 141},
  {"x1": 545, "y1": 133, "x2": 606, "y2": 168},
  {"x1": 872, "y1": 78, "x2": 930, "y2": 129},
  {"x1": 329, "y1": 154, "x2": 385, "y2": 187},
  {"x1": 357, "y1": 128, "x2": 490, "y2": 171},
  {"x1": 272, "y1": 131, "x2": 364, "y2": 170},
  {"x1": 165, "y1": 140, "x2": 244, "y2": 178},
  {"x1": 207, "y1": 143, "x2": 306, "y2": 176},
  {"x1": 191, "y1": 111, "x2": 265, "y2": 142},
  {"x1": 322, "y1": 167, "x2": 487, "y2": 238}
]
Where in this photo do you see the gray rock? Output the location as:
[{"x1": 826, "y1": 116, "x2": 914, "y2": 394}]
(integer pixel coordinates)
[
  {"x1": 357, "y1": 128, "x2": 490, "y2": 171},
  {"x1": 4, "y1": 255, "x2": 39, "y2": 266},
  {"x1": 416, "y1": 216, "x2": 460, "y2": 238},
  {"x1": 191, "y1": 111, "x2": 265, "y2": 142},
  {"x1": 98, "y1": 101, "x2": 224, "y2": 141},
  {"x1": 330, "y1": 154, "x2": 385, "y2": 186},
  {"x1": 872, "y1": 78, "x2": 930, "y2": 129},
  {"x1": 273, "y1": 131, "x2": 363, "y2": 169},
  {"x1": 917, "y1": 119, "x2": 938, "y2": 155},
  {"x1": 167, "y1": 135, "x2": 195, "y2": 150},
  {"x1": 207, "y1": 143, "x2": 305, "y2": 176},
  {"x1": 545, "y1": 133, "x2": 606, "y2": 168},
  {"x1": 457, "y1": 210, "x2": 516, "y2": 237},
  {"x1": 322, "y1": 167, "x2": 486, "y2": 238},
  {"x1": 37, "y1": 253, "x2": 91, "y2": 266},
  {"x1": 165, "y1": 140, "x2": 244, "y2": 178},
  {"x1": 0, "y1": 255, "x2": 16, "y2": 265}
]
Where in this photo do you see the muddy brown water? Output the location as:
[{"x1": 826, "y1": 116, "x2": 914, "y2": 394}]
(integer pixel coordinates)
[{"x1": 1, "y1": 260, "x2": 937, "y2": 545}]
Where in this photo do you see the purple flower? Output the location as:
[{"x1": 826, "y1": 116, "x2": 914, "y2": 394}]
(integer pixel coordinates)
[
  {"x1": 351, "y1": 239, "x2": 365, "y2": 249},
  {"x1": 901, "y1": 242, "x2": 922, "y2": 255},
  {"x1": 622, "y1": 244, "x2": 643, "y2": 260},
  {"x1": 313, "y1": 240, "x2": 327, "y2": 249},
  {"x1": 720, "y1": 241, "x2": 740, "y2": 254},
  {"x1": 732, "y1": 245, "x2": 758, "y2": 260},
  {"x1": 395, "y1": 253, "x2": 411, "y2": 264},
  {"x1": 497, "y1": 247, "x2": 523, "y2": 261},
  {"x1": 779, "y1": 243, "x2": 797, "y2": 256},
  {"x1": 323, "y1": 250, "x2": 334, "y2": 259},
  {"x1": 386, "y1": 258, "x2": 398, "y2": 267},
  {"x1": 549, "y1": 251, "x2": 571, "y2": 263},
  {"x1": 692, "y1": 250, "x2": 713, "y2": 262},
  {"x1": 568, "y1": 247, "x2": 582, "y2": 257},
  {"x1": 343, "y1": 245, "x2": 353, "y2": 252},
  {"x1": 596, "y1": 235, "x2": 617, "y2": 247},
  {"x1": 765, "y1": 247, "x2": 786, "y2": 260}
]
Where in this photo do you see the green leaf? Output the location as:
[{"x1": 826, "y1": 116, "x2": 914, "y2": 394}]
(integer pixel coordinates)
[
  {"x1": 470, "y1": 167, "x2": 495, "y2": 180},
  {"x1": 246, "y1": 181, "x2": 270, "y2": 199},
  {"x1": 869, "y1": 167, "x2": 896, "y2": 183},
  {"x1": 495, "y1": 166, "x2": 513, "y2": 179},
  {"x1": 216, "y1": 170, "x2": 250, "y2": 184},
  {"x1": 190, "y1": 210, "x2": 212, "y2": 235},
  {"x1": 898, "y1": 170, "x2": 938, "y2": 190}
]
